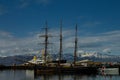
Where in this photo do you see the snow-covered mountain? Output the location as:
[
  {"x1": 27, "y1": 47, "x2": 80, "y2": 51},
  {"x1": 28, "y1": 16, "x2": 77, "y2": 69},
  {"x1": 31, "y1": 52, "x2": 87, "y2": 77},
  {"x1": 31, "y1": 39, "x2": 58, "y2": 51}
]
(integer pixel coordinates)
[
  {"x1": 0, "y1": 53, "x2": 120, "y2": 66},
  {"x1": 77, "y1": 51, "x2": 118, "y2": 59},
  {"x1": 76, "y1": 51, "x2": 120, "y2": 62}
]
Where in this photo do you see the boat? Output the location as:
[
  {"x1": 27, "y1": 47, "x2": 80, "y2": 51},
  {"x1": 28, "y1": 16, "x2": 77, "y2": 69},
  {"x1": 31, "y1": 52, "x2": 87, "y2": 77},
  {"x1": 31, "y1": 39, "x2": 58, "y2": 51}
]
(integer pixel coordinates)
[
  {"x1": 33, "y1": 22, "x2": 98, "y2": 75},
  {"x1": 99, "y1": 66, "x2": 119, "y2": 75},
  {"x1": 28, "y1": 56, "x2": 45, "y2": 65}
]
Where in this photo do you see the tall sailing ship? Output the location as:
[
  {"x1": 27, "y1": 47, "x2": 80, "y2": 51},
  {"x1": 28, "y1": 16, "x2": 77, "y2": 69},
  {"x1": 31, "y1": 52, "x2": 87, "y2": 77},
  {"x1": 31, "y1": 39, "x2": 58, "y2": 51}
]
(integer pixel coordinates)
[
  {"x1": 24, "y1": 21, "x2": 77, "y2": 66},
  {"x1": 18, "y1": 21, "x2": 98, "y2": 75}
]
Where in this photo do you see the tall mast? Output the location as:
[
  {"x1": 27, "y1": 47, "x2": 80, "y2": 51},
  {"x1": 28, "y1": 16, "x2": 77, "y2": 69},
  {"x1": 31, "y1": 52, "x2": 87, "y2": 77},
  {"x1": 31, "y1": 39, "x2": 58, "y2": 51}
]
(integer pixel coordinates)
[
  {"x1": 59, "y1": 20, "x2": 63, "y2": 64},
  {"x1": 44, "y1": 21, "x2": 48, "y2": 63},
  {"x1": 74, "y1": 24, "x2": 78, "y2": 65}
]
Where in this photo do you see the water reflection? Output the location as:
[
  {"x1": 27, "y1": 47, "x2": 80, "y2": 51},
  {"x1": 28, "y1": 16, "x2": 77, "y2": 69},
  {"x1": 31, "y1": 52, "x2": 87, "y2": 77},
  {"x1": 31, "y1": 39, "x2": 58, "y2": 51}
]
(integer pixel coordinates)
[
  {"x1": 26, "y1": 70, "x2": 34, "y2": 80},
  {"x1": 0, "y1": 70, "x2": 27, "y2": 80},
  {"x1": 0, "y1": 70, "x2": 34, "y2": 80},
  {"x1": 0, "y1": 70, "x2": 120, "y2": 80},
  {"x1": 35, "y1": 74, "x2": 120, "y2": 80}
]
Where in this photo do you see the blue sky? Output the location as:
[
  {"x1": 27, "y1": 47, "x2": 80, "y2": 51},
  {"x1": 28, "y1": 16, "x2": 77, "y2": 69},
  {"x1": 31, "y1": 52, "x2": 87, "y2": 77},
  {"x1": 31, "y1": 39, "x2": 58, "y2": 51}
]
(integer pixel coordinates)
[{"x1": 0, "y1": 0, "x2": 120, "y2": 56}]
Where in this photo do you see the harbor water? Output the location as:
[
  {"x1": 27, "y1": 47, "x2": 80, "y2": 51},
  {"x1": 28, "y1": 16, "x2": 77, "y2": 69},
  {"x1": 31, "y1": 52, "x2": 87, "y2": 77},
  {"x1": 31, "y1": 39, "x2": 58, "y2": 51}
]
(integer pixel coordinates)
[{"x1": 0, "y1": 70, "x2": 120, "y2": 80}]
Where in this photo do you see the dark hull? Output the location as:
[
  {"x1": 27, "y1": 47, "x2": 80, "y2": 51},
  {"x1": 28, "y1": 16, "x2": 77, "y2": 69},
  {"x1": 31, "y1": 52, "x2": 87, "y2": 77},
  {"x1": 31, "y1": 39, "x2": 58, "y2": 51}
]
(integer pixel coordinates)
[
  {"x1": 52, "y1": 60, "x2": 67, "y2": 63},
  {"x1": 35, "y1": 66, "x2": 98, "y2": 75}
]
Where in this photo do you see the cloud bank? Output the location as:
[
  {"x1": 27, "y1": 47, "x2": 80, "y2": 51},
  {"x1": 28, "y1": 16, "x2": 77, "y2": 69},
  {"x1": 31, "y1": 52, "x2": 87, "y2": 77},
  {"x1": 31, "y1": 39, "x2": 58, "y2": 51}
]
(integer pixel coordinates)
[{"x1": 0, "y1": 29, "x2": 120, "y2": 56}]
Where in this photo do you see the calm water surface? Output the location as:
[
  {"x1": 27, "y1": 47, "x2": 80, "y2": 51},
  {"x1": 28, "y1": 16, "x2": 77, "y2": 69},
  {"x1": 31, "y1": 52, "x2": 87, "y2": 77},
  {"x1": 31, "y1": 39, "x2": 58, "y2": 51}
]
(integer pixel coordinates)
[{"x1": 0, "y1": 70, "x2": 120, "y2": 80}]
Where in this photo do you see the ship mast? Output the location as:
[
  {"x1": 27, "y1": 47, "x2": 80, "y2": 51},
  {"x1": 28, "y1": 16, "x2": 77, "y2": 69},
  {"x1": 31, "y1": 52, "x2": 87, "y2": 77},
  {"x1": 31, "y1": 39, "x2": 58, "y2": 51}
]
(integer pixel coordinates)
[
  {"x1": 74, "y1": 24, "x2": 78, "y2": 66},
  {"x1": 59, "y1": 20, "x2": 63, "y2": 65},
  {"x1": 39, "y1": 21, "x2": 49, "y2": 63},
  {"x1": 44, "y1": 21, "x2": 48, "y2": 63}
]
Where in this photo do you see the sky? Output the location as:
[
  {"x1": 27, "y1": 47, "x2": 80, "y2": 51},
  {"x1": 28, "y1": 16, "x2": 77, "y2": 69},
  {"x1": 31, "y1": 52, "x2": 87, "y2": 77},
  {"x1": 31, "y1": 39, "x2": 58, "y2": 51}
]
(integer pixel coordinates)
[{"x1": 0, "y1": 0, "x2": 120, "y2": 56}]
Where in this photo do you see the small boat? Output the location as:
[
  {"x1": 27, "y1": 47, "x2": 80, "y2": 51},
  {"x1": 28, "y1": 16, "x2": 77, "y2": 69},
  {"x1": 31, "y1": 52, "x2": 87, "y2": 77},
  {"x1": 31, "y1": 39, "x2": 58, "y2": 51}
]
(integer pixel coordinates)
[
  {"x1": 24, "y1": 49, "x2": 53, "y2": 65},
  {"x1": 21, "y1": 56, "x2": 45, "y2": 66},
  {"x1": 99, "y1": 66, "x2": 119, "y2": 75}
]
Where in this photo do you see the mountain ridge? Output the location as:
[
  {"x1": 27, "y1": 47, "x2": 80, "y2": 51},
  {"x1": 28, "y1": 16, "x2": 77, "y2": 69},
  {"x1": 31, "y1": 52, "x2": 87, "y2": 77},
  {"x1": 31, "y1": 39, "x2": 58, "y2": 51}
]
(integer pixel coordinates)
[{"x1": 0, "y1": 53, "x2": 120, "y2": 66}]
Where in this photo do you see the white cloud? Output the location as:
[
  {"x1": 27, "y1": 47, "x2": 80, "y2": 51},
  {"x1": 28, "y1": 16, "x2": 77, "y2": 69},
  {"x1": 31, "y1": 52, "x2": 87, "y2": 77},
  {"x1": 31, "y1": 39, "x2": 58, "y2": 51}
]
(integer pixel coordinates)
[
  {"x1": 0, "y1": 30, "x2": 120, "y2": 56},
  {"x1": 78, "y1": 30, "x2": 120, "y2": 55},
  {"x1": 0, "y1": 30, "x2": 13, "y2": 38},
  {"x1": 0, "y1": 31, "x2": 43, "y2": 56},
  {"x1": 77, "y1": 50, "x2": 84, "y2": 54},
  {"x1": 103, "y1": 48, "x2": 111, "y2": 53}
]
